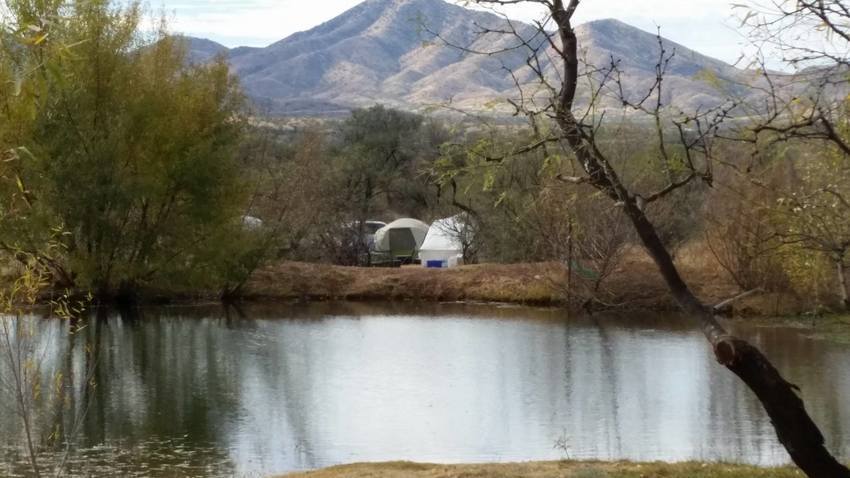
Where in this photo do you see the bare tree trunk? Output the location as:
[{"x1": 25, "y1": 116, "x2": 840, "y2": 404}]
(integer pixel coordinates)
[
  {"x1": 566, "y1": 218, "x2": 574, "y2": 308},
  {"x1": 620, "y1": 199, "x2": 850, "y2": 478},
  {"x1": 462, "y1": 1, "x2": 850, "y2": 474},
  {"x1": 838, "y1": 259, "x2": 850, "y2": 311},
  {"x1": 557, "y1": 88, "x2": 850, "y2": 478},
  {"x1": 545, "y1": 2, "x2": 849, "y2": 475}
]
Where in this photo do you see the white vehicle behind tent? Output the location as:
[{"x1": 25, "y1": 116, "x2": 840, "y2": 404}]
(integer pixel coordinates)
[
  {"x1": 372, "y1": 218, "x2": 430, "y2": 263},
  {"x1": 343, "y1": 220, "x2": 386, "y2": 251},
  {"x1": 420, "y1": 216, "x2": 466, "y2": 268}
]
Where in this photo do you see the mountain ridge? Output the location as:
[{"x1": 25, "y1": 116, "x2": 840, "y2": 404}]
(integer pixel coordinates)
[{"x1": 181, "y1": 0, "x2": 752, "y2": 116}]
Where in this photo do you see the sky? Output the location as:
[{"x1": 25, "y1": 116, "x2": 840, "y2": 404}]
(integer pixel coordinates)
[{"x1": 157, "y1": 0, "x2": 750, "y2": 66}]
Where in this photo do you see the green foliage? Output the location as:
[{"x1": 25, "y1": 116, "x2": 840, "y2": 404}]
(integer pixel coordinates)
[
  {"x1": 302, "y1": 105, "x2": 447, "y2": 265},
  {"x1": 430, "y1": 128, "x2": 553, "y2": 263},
  {"x1": 335, "y1": 105, "x2": 440, "y2": 219},
  {"x1": 771, "y1": 143, "x2": 850, "y2": 309},
  {"x1": 431, "y1": 121, "x2": 697, "y2": 266},
  {"x1": 0, "y1": 241, "x2": 91, "y2": 477},
  {"x1": 0, "y1": 0, "x2": 248, "y2": 297}
]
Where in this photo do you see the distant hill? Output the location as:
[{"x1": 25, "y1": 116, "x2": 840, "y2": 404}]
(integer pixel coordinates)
[
  {"x1": 182, "y1": 37, "x2": 229, "y2": 64},
  {"x1": 180, "y1": 0, "x2": 760, "y2": 116}
]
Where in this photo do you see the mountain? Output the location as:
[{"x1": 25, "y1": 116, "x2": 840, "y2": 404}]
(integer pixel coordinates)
[
  {"x1": 574, "y1": 19, "x2": 756, "y2": 111},
  {"x1": 182, "y1": 37, "x2": 229, "y2": 64},
  {"x1": 187, "y1": 0, "x2": 757, "y2": 116}
]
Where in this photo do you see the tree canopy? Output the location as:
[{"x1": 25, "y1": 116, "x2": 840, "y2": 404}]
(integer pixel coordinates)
[{"x1": 0, "y1": 0, "x2": 247, "y2": 299}]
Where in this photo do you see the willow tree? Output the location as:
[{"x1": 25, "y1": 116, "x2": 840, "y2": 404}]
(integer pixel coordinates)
[
  {"x1": 0, "y1": 6, "x2": 96, "y2": 476},
  {"x1": 451, "y1": 1, "x2": 849, "y2": 476},
  {"x1": 0, "y1": 0, "x2": 247, "y2": 301}
]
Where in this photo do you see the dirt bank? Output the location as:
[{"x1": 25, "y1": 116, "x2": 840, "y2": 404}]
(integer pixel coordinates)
[
  {"x1": 244, "y1": 261, "x2": 563, "y2": 305},
  {"x1": 244, "y1": 245, "x2": 810, "y2": 316}
]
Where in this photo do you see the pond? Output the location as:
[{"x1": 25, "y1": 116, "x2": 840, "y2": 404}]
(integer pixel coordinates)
[{"x1": 0, "y1": 302, "x2": 848, "y2": 477}]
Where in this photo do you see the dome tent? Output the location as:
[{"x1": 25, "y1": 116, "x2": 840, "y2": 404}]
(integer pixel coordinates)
[
  {"x1": 419, "y1": 216, "x2": 466, "y2": 268},
  {"x1": 372, "y1": 218, "x2": 430, "y2": 261}
]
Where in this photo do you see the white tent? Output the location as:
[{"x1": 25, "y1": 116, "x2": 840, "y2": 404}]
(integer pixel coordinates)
[
  {"x1": 420, "y1": 216, "x2": 466, "y2": 268},
  {"x1": 372, "y1": 218, "x2": 430, "y2": 255},
  {"x1": 241, "y1": 215, "x2": 264, "y2": 230}
]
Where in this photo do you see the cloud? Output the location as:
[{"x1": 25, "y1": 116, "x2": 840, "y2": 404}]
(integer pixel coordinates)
[{"x1": 159, "y1": 0, "x2": 363, "y2": 46}]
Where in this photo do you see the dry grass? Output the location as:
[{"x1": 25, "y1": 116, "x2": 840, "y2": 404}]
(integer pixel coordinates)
[
  {"x1": 2, "y1": 239, "x2": 816, "y2": 316},
  {"x1": 244, "y1": 243, "x2": 807, "y2": 316},
  {"x1": 244, "y1": 261, "x2": 566, "y2": 305},
  {"x1": 672, "y1": 243, "x2": 809, "y2": 317},
  {"x1": 278, "y1": 460, "x2": 803, "y2": 478}
]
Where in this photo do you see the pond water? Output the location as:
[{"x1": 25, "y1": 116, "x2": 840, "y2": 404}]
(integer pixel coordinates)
[{"x1": 0, "y1": 302, "x2": 848, "y2": 477}]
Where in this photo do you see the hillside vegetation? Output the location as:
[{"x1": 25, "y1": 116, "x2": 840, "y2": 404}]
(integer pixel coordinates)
[{"x1": 1, "y1": 0, "x2": 848, "y2": 317}]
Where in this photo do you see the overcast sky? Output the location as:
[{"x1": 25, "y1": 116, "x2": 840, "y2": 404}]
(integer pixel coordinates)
[{"x1": 158, "y1": 0, "x2": 748, "y2": 65}]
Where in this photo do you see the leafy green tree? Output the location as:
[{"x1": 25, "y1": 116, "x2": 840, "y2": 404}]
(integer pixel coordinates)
[
  {"x1": 0, "y1": 0, "x2": 247, "y2": 300},
  {"x1": 217, "y1": 126, "x2": 333, "y2": 297},
  {"x1": 0, "y1": 8, "x2": 94, "y2": 477},
  {"x1": 322, "y1": 105, "x2": 443, "y2": 264},
  {"x1": 338, "y1": 105, "x2": 434, "y2": 216}
]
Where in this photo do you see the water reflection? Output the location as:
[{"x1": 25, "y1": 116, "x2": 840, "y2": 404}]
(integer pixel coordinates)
[{"x1": 0, "y1": 303, "x2": 848, "y2": 476}]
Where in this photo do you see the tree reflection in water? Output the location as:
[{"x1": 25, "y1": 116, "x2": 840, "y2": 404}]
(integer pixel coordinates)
[{"x1": 0, "y1": 303, "x2": 847, "y2": 477}]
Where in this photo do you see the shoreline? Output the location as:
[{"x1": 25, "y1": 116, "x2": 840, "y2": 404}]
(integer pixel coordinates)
[
  {"x1": 3, "y1": 241, "x2": 832, "y2": 316},
  {"x1": 9, "y1": 252, "x2": 850, "y2": 341},
  {"x1": 240, "y1": 256, "x2": 820, "y2": 317},
  {"x1": 278, "y1": 460, "x2": 803, "y2": 477}
]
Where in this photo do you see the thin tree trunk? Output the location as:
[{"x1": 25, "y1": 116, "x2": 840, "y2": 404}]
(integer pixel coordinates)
[
  {"x1": 464, "y1": 1, "x2": 850, "y2": 474},
  {"x1": 837, "y1": 259, "x2": 849, "y2": 311},
  {"x1": 566, "y1": 217, "x2": 574, "y2": 308},
  {"x1": 621, "y1": 199, "x2": 850, "y2": 477},
  {"x1": 541, "y1": 1, "x2": 850, "y2": 473},
  {"x1": 2, "y1": 319, "x2": 41, "y2": 478}
]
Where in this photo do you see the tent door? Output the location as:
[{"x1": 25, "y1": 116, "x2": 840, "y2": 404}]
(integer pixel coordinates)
[{"x1": 388, "y1": 228, "x2": 417, "y2": 263}]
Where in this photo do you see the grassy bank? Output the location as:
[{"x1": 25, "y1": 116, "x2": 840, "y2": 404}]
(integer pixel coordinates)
[
  {"x1": 243, "y1": 261, "x2": 564, "y2": 305},
  {"x1": 744, "y1": 314, "x2": 850, "y2": 344},
  {"x1": 280, "y1": 461, "x2": 803, "y2": 477},
  {"x1": 2, "y1": 241, "x2": 839, "y2": 320},
  {"x1": 243, "y1": 244, "x2": 814, "y2": 316}
]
